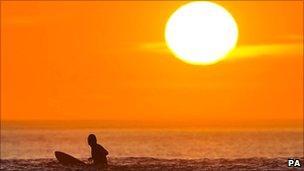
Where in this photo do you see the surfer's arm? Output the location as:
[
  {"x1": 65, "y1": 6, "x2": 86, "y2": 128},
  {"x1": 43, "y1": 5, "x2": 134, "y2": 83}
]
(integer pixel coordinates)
[
  {"x1": 102, "y1": 146, "x2": 109, "y2": 155},
  {"x1": 88, "y1": 157, "x2": 93, "y2": 164}
]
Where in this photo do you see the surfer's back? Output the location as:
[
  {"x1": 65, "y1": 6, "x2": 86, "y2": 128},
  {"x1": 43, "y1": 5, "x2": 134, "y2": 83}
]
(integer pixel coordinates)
[{"x1": 91, "y1": 143, "x2": 108, "y2": 165}]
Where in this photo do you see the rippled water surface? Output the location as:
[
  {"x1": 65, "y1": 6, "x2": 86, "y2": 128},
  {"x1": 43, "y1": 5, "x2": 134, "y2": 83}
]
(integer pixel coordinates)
[{"x1": 1, "y1": 128, "x2": 303, "y2": 159}]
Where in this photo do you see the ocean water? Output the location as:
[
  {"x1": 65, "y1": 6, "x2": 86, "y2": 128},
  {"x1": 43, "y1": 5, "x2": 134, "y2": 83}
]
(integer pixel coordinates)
[{"x1": 1, "y1": 128, "x2": 303, "y2": 170}]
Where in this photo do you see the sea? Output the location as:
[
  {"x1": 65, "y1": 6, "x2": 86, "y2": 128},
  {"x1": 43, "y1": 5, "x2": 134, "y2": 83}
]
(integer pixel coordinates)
[{"x1": 1, "y1": 126, "x2": 303, "y2": 170}]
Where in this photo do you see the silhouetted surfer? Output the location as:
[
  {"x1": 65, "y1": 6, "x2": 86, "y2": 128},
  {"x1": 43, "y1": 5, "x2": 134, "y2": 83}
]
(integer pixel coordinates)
[{"x1": 88, "y1": 134, "x2": 109, "y2": 167}]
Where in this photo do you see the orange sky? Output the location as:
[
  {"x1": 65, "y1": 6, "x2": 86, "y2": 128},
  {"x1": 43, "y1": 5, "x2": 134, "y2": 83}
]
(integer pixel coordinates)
[{"x1": 1, "y1": 1, "x2": 303, "y2": 128}]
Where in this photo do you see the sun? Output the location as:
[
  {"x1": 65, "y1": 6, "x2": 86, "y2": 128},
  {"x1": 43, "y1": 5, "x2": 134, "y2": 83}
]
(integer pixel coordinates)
[{"x1": 165, "y1": 2, "x2": 239, "y2": 65}]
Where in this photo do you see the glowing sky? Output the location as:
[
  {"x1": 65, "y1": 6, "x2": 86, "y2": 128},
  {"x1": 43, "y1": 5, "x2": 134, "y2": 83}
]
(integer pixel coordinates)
[{"x1": 1, "y1": 1, "x2": 303, "y2": 128}]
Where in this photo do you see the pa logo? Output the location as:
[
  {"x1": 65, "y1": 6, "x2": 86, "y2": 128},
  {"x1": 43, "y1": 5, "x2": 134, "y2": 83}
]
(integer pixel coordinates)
[{"x1": 288, "y1": 159, "x2": 301, "y2": 167}]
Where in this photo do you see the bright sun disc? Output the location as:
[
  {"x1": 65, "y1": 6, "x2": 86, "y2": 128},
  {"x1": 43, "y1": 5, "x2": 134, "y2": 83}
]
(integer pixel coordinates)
[{"x1": 165, "y1": 2, "x2": 238, "y2": 65}]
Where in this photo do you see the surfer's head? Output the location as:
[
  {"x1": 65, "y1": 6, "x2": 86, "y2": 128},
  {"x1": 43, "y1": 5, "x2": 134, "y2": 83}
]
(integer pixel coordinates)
[{"x1": 88, "y1": 134, "x2": 97, "y2": 146}]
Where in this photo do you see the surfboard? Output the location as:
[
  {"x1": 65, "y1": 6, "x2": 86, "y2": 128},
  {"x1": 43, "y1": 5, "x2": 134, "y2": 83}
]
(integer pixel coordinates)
[{"x1": 55, "y1": 151, "x2": 87, "y2": 166}]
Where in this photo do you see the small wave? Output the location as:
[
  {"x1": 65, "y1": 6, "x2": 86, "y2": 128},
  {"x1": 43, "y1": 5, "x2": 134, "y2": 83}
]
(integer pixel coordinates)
[{"x1": 1, "y1": 157, "x2": 303, "y2": 171}]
